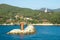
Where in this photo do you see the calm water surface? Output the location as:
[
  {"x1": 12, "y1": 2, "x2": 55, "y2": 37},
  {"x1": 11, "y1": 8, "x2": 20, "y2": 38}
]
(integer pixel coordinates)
[{"x1": 0, "y1": 25, "x2": 60, "y2": 40}]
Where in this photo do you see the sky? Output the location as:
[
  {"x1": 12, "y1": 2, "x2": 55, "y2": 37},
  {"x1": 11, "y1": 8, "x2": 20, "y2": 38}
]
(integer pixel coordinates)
[{"x1": 0, "y1": 0, "x2": 60, "y2": 9}]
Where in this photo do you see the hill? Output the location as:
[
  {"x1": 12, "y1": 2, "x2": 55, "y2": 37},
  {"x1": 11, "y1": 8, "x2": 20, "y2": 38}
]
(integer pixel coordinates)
[
  {"x1": 0, "y1": 4, "x2": 39, "y2": 17},
  {"x1": 0, "y1": 4, "x2": 60, "y2": 24}
]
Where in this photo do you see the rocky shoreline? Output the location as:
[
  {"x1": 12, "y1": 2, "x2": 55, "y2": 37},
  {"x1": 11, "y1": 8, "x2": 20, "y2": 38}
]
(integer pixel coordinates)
[
  {"x1": 32, "y1": 24, "x2": 60, "y2": 26},
  {"x1": 0, "y1": 24, "x2": 60, "y2": 26}
]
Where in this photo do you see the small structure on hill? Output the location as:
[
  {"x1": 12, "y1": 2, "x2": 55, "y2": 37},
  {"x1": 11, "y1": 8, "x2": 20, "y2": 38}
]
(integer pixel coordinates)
[{"x1": 44, "y1": 8, "x2": 48, "y2": 13}]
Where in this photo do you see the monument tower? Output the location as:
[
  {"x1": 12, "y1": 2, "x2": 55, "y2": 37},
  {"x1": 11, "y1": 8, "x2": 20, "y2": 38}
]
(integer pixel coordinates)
[{"x1": 44, "y1": 8, "x2": 48, "y2": 13}]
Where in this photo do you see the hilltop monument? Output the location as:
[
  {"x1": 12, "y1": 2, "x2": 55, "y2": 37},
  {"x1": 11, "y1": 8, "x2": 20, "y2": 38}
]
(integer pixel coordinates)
[{"x1": 44, "y1": 8, "x2": 48, "y2": 13}]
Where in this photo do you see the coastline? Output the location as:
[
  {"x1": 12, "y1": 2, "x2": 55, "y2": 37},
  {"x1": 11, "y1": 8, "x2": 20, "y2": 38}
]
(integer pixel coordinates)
[
  {"x1": 0, "y1": 24, "x2": 18, "y2": 25},
  {"x1": 0, "y1": 23, "x2": 60, "y2": 26},
  {"x1": 32, "y1": 24, "x2": 60, "y2": 26}
]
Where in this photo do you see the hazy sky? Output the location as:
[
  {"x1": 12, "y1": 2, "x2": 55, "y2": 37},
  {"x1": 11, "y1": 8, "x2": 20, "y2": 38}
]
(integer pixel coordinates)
[{"x1": 0, "y1": 0, "x2": 60, "y2": 9}]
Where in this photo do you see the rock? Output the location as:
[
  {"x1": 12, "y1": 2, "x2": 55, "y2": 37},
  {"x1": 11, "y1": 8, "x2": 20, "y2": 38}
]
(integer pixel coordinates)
[{"x1": 7, "y1": 25, "x2": 36, "y2": 35}]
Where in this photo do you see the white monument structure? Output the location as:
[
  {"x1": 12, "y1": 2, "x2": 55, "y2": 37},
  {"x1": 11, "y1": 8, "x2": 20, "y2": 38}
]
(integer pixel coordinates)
[{"x1": 44, "y1": 8, "x2": 48, "y2": 13}]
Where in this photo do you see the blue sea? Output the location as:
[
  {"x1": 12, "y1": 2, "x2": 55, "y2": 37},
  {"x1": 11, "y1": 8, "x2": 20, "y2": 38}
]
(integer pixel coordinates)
[{"x1": 0, "y1": 25, "x2": 60, "y2": 40}]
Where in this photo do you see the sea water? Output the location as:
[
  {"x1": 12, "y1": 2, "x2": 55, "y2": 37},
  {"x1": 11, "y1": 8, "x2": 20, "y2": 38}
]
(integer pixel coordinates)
[{"x1": 0, "y1": 25, "x2": 60, "y2": 40}]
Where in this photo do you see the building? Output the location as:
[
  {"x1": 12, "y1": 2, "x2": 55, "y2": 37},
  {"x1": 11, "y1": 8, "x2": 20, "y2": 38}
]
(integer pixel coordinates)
[
  {"x1": 44, "y1": 8, "x2": 48, "y2": 13},
  {"x1": 15, "y1": 15, "x2": 19, "y2": 19}
]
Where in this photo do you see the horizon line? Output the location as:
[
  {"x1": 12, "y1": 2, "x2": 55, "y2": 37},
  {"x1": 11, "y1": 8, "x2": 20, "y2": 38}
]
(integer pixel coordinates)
[{"x1": 0, "y1": 3, "x2": 60, "y2": 10}]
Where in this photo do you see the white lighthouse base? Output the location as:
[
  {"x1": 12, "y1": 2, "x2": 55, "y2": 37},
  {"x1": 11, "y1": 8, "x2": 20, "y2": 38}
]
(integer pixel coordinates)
[{"x1": 7, "y1": 25, "x2": 36, "y2": 35}]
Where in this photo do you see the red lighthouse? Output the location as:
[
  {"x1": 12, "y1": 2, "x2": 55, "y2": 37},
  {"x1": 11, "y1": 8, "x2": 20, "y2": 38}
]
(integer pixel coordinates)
[{"x1": 20, "y1": 22, "x2": 24, "y2": 30}]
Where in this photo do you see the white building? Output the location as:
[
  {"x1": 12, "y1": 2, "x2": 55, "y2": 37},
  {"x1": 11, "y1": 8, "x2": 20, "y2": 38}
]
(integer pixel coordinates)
[
  {"x1": 44, "y1": 8, "x2": 48, "y2": 13},
  {"x1": 15, "y1": 15, "x2": 19, "y2": 19}
]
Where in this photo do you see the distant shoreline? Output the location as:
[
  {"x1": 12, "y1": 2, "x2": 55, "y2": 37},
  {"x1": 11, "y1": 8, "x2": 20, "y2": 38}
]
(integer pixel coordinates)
[
  {"x1": 0, "y1": 23, "x2": 26, "y2": 25},
  {"x1": 0, "y1": 24, "x2": 60, "y2": 26},
  {"x1": 32, "y1": 24, "x2": 60, "y2": 26}
]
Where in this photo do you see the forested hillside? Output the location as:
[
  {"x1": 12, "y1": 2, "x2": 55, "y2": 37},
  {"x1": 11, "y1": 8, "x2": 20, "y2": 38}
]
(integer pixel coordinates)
[{"x1": 0, "y1": 4, "x2": 60, "y2": 24}]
